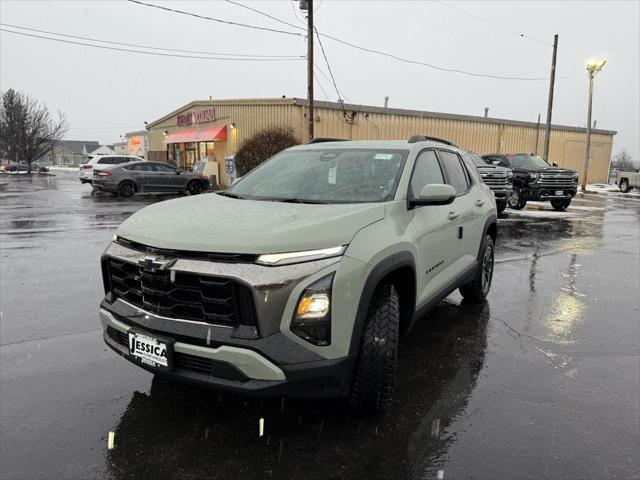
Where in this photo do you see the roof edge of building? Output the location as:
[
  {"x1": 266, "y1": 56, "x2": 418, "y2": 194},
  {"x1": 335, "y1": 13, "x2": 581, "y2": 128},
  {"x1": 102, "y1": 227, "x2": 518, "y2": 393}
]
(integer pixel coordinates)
[
  {"x1": 291, "y1": 98, "x2": 617, "y2": 136},
  {"x1": 145, "y1": 97, "x2": 616, "y2": 136}
]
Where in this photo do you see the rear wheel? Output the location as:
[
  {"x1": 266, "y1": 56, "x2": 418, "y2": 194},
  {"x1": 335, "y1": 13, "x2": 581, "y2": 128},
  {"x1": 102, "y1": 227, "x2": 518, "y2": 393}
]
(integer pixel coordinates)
[
  {"x1": 496, "y1": 200, "x2": 507, "y2": 214},
  {"x1": 459, "y1": 235, "x2": 494, "y2": 302},
  {"x1": 551, "y1": 199, "x2": 571, "y2": 211},
  {"x1": 187, "y1": 180, "x2": 203, "y2": 195},
  {"x1": 118, "y1": 181, "x2": 136, "y2": 198},
  {"x1": 508, "y1": 188, "x2": 526, "y2": 210},
  {"x1": 620, "y1": 180, "x2": 630, "y2": 193},
  {"x1": 349, "y1": 283, "x2": 399, "y2": 412}
]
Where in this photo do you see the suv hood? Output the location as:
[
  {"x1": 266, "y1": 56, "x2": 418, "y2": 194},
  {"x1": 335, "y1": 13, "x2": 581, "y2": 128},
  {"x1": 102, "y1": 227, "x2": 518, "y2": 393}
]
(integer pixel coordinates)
[{"x1": 116, "y1": 193, "x2": 386, "y2": 254}]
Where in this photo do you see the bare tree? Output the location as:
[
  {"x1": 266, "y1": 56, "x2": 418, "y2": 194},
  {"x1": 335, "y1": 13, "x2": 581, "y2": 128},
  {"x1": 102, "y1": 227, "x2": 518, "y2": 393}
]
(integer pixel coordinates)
[
  {"x1": 611, "y1": 150, "x2": 636, "y2": 171},
  {"x1": 234, "y1": 126, "x2": 299, "y2": 176},
  {"x1": 0, "y1": 89, "x2": 68, "y2": 173}
]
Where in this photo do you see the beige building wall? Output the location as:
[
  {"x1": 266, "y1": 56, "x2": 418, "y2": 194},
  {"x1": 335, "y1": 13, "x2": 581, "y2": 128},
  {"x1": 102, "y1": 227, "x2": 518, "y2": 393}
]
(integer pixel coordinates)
[{"x1": 147, "y1": 98, "x2": 616, "y2": 185}]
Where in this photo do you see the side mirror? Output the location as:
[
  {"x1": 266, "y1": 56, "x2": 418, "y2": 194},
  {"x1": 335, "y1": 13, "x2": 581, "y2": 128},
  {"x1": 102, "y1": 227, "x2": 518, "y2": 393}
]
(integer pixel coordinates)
[
  {"x1": 409, "y1": 184, "x2": 457, "y2": 208},
  {"x1": 552, "y1": 162, "x2": 558, "y2": 167}
]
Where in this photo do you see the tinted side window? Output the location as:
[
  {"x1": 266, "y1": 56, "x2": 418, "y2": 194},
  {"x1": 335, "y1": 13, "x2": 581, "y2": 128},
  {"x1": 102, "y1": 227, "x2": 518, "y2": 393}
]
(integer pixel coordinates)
[
  {"x1": 439, "y1": 151, "x2": 470, "y2": 194},
  {"x1": 409, "y1": 150, "x2": 445, "y2": 199},
  {"x1": 153, "y1": 163, "x2": 176, "y2": 173},
  {"x1": 97, "y1": 157, "x2": 113, "y2": 164},
  {"x1": 138, "y1": 164, "x2": 155, "y2": 172}
]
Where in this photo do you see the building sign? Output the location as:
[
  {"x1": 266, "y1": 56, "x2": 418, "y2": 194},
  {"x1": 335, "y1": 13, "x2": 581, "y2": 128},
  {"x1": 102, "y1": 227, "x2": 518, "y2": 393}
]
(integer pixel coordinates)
[{"x1": 177, "y1": 108, "x2": 216, "y2": 126}]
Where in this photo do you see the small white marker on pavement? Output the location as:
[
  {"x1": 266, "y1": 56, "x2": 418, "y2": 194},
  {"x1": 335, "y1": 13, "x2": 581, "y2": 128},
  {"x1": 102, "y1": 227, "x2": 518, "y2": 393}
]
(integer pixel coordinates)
[
  {"x1": 437, "y1": 469, "x2": 444, "y2": 480},
  {"x1": 108, "y1": 431, "x2": 115, "y2": 450},
  {"x1": 259, "y1": 418, "x2": 265, "y2": 437}
]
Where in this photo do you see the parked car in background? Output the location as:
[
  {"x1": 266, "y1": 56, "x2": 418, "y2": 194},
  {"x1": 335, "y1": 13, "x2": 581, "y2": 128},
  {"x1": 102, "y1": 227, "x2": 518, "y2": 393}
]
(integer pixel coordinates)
[
  {"x1": 92, "y1": 160, "x2": 210, "y2": 197},
  {"x1": 99, "y1": 136, "x2": 497, "y2": 411},
  {"x1": 483, "y1": 153, "x2": 578, "y2": 211},
  {"x1": 615, "y1": 170, "x2": 640, "y2": 193},
  {"x1": 463, "y1": 151, "x2": 512, "y2": 214},
  {"x1": 79, "y1": 155, "x2": 142, "y2": 184}
]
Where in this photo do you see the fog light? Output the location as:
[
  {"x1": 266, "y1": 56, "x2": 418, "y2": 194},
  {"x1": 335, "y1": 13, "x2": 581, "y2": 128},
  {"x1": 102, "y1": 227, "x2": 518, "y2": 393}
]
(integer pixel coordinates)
[{"x1": 291, "y1": 273, "x2": 334, "y2": 346}]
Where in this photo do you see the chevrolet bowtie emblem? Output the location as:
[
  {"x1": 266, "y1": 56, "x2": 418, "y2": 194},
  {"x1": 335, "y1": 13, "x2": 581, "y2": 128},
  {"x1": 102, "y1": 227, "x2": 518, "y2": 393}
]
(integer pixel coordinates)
[{"x1": 138, "y1": 255, "x2": 176, "y2": 271}]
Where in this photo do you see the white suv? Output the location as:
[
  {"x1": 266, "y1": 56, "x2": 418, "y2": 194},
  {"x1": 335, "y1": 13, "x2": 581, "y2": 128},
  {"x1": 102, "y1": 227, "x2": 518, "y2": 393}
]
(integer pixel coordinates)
[{"x1": 79, "y1": 155, "x2": 143, "y2": 184}]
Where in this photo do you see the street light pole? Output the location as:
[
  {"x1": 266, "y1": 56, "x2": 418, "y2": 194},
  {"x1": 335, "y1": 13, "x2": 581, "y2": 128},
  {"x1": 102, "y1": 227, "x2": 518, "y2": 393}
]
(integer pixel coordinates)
[{"x1": 581, "y1": 59, "x2": 606, "y2": 192}]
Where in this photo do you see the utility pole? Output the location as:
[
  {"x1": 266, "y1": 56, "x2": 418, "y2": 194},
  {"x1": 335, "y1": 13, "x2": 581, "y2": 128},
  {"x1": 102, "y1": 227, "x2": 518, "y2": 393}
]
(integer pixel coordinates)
[
  {"x1": 534, "y1": 113, "x2": 541, "y2": 155},
  {"x1": 302, "y1": 0, "x2": 314, "y2": 142},
  {"x1": 543, "y1": 34, "x2": 558, "y2": 162},
  {"x1": 582, "y1": 59, "x2": 606, "y2": 192}
]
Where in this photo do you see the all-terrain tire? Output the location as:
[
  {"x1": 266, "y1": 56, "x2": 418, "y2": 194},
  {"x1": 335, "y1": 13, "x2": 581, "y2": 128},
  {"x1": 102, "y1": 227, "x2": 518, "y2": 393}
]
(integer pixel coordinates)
[
  {"x1": 459, "y1": 235, "x2": 495, "y2": 302},
  {"x1": 551, "y1": 199, "x2": 571, "y2": 211},
  {"x1": 508, "y1": 188, "x2": 526, "y2": 210},
  {"x1": 619, "y1": 180, "x2": 630, "y2": 193},
  {"x1": 349, "y1": 283, "x2": 400, "y2": 412},
  {"x1": 118, "y1": 181, "x2": 136, "y2": 198},
  {"x1": 496, "y1": 200, "x2": 507, "y2": 214}
]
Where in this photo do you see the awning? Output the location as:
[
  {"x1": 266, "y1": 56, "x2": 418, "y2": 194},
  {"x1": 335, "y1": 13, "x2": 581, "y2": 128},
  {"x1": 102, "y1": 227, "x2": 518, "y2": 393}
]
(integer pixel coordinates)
[{"x1": 163, "y1": 125, "x2": 227, "y2": 144}]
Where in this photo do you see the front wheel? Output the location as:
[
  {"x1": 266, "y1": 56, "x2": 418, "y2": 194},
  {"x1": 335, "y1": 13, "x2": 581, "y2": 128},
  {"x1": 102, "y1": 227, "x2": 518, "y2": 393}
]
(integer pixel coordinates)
[
  {"x1": 551, "y1": 199, "x2": 571, "y2": 211},
  {"x1": 187, "y1": 180, "x2": 203, "y2": 195},
  {"x1": 619, "y1": 180, "x2": 630, "y2": 193},
  {"x1": 508, "y1": 188, "x2": 526, "y2": 210},
  {"x1": 496, "y1": 200, "x2": 507, "y2": 214},
  {"x1": 459, "y1": 235, "x2": 495, "y2": 302},
  {"x1": 349, "y1": 283, "x2": 399, "y2": 412}
]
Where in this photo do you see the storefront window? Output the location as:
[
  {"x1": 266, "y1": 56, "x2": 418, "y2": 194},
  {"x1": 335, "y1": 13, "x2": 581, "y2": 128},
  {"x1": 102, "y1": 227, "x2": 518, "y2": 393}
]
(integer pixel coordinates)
[{"x1": 185, "y1": 143, "x2": 197, "y2": 169}]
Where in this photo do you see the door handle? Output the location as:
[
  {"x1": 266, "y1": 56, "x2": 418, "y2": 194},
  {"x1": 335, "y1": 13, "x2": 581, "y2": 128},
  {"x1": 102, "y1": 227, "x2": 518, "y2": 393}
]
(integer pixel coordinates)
[
  {"x1": 448, "y1": 211, "x2": 460, "y2": 220},
  {"x1": 475, "y1": 199, "x2": 485, "y2": 207}
]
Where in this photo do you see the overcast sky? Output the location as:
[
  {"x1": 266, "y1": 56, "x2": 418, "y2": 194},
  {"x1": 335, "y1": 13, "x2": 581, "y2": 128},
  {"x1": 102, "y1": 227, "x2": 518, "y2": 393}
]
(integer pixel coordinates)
[{"x1": 1, "y1": 0, "x2": 638, "y2": 161}]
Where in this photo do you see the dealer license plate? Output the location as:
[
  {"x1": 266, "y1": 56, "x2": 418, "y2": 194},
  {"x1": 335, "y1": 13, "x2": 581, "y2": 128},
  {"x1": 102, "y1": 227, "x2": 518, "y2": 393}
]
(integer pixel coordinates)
[
  {"x1": 555, "y1": 190, "x2": 564, "y2": 196},
  {"x1": 128, "y1": 331, "x2": 171, "y2": 369}
]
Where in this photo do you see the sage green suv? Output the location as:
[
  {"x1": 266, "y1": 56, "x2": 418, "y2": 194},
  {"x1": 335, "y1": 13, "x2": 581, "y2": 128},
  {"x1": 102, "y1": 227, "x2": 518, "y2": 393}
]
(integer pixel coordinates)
[{"x1": 99, "y1": 136, "x2": 497, "y2": 411}]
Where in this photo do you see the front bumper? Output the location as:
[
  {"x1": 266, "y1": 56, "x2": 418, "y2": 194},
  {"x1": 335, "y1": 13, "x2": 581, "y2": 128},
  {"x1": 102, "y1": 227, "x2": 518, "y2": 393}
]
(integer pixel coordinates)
[
  {"x1": 489, "y1": 187, "x2": 513, "y2": 201},
  {"x1": 523, "y1": 186, "x2": 577, "y2": 201},
  {"x1": 101, "y1": 306, "x2": 355, "y2": 397}
]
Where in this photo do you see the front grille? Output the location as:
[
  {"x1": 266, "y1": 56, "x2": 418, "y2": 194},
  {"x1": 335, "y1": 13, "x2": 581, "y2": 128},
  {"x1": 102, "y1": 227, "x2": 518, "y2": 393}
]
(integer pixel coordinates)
[
  {"x1": 115, "y1": 237, "x2": 258, "y2": 264},
  {"x1": 108, "y1": 328, "x2": 247, "y2": 381},
  {"x1": 480, "y1": 173, "x2": 509, "y2": 187},
  {"x1": 538, "y1": 173, "x2": 576, "y2": 188},
  {"x1": 106, "y1": 257, "x2": 257, "y2": 327}
]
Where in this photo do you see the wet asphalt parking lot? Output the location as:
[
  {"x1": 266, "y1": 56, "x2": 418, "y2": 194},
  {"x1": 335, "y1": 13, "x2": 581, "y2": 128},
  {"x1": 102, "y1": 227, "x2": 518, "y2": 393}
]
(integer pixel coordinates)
[{"x1": 1, "y1": 171, "x2": 639, "y2": 480}]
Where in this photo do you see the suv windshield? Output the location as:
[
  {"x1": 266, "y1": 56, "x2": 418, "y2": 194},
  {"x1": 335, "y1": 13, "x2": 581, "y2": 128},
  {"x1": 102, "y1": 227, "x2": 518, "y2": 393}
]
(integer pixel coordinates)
[
  {"x1": 225, "y1": 148, "x2": 409, "y2": 203},
  {"x1": 511, "y1": 154, "x2": 550, "y2": 168},
  {"x1": 464, "y1": 151, "x2": 488, "y2": 166}
]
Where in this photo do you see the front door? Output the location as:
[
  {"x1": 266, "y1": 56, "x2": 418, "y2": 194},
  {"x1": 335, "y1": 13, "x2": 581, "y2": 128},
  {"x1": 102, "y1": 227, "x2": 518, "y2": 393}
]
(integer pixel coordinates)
[
  {"x1": 152, "y1": 163, "x2": 186, "y2": 192},
  {"x1": 409, "y1": 149, "x2": 463, "y2": 306}
]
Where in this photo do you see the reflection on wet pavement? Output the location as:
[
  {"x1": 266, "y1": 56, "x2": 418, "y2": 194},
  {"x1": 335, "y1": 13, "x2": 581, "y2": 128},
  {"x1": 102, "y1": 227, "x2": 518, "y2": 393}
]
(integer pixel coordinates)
[{"x1": 1, "y1": 172, "x2": 638, "y2": 479}]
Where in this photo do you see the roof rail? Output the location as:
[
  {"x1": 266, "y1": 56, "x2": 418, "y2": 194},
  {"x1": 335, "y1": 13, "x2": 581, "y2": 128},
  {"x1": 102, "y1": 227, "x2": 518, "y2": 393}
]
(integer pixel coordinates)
[
  {"x1": 407, "y1": 135, "x2": 457, "y2": 147},
  {"x1": 307, "y1": 138, "x2": 347, "y2": 144}
]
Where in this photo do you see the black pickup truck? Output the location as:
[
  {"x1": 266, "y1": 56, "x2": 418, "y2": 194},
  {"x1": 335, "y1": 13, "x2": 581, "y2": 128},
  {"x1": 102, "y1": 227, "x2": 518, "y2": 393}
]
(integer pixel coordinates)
[
  {"x1": 482, "y1": 153, "x2": 578, "y2": 211},
  {"x1": 463, "y1": 151, "x2": 513, "y2": 214}
]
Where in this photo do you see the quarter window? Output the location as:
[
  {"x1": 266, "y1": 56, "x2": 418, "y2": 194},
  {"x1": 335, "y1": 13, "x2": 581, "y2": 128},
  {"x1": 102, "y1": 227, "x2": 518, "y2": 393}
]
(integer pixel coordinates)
[
  {"x1": 97, "y1": 157, "x2": 113, "y2": 165},
  {"x1": 409, "y1": 150, "x2": 445, "y2": 199},
  {"x1": 439, "y1": 150, "x2": 470, "y2": 194}
]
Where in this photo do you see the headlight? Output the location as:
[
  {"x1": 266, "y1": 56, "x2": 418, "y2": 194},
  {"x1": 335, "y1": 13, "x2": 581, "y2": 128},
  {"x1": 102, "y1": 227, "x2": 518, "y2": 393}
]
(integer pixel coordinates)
[
  {"x1": 507, "y1": 171, "x2": 514, "y2": 180},
  {"x1": 573, "y1": 173, "x2": 579, "y2": 181},
  {"x1": 529, "y1": 173, "x2": 539, "y2": 182},
  {"x1": 291, "y1": 273, "x2": 334, "y2": 346},
  {"x1": 256, "y1": 246, "x2": 346, "y2": 266}
]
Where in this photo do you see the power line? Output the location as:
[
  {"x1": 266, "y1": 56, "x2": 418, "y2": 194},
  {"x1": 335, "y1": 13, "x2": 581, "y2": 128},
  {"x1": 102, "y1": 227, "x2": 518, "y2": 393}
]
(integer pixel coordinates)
[
  {"x1": 224, "y1": 0, "x2": 305, "y2": 32},
  {"x1": 128, "y1": 0, "x2": 303, "y2": 37},
  {"x1": 313, "y1": 70, "x2": 331, "y2": 101},
  {"x1": 0, "y1": 28, "x2": 305, "y2": 62},
  {"x1": 434, "y1": 0, "x2": 552, "y2": 47},
  {"x1": 220, "y1": 0, "x2": 556, "y2": 81},
  {"x1": 314, "y1": 63, "x2": 349, "y2": 101},
  {"x1": 0, "y1": 23, "x2": 303, "y2": 58},
  {"x1": 290, "y1": 0, "x2": 307, "y2": 26},
  {"x1": 314, "y1": 27, "x2": 347, "y2": 114}
]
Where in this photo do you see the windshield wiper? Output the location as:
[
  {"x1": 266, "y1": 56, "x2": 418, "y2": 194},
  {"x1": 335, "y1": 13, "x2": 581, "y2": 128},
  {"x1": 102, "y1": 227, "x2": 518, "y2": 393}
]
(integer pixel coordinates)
[
  {"x1": 217, "y1": 191, "x2": 245, "y2": 199},
  {"x1": 276, "y1": 198, "x2": 329, "y2": 204}
]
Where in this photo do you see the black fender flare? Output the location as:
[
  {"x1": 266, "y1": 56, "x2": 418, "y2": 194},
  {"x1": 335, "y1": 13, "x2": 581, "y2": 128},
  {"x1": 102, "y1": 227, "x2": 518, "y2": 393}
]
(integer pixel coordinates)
[
  {"x1": 479, "y1": 214, "x2": 497, "y2": 261},
  {"x1": 348, "y1": 251, "x2": 416, "y2": 357}
]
